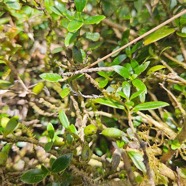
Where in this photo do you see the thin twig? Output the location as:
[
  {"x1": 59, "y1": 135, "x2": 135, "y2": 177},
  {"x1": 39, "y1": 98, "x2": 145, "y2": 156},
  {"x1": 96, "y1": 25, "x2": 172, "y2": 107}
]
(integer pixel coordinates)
[
  {"x1": 159, "y1": 83, "x2": 186, "y2": 115},
  {"x1": 82, "y1": 9, "x2": 186, "y2": 69},
  {"x1": 62, "y1": 67, "x2": 114, "y2": 76},
  {"x1": 163, "y1": 52, "x2": 186, "y2": 69},
  {"x1": 121, "y1": 150, "x2": 137, "y2": 186}
]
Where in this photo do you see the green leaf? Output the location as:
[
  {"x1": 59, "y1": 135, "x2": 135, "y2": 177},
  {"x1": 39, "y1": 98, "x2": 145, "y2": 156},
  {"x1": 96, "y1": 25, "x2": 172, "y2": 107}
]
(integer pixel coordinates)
[
  {"x1": 97, "y1": 78, "x2": 108, "y2": 88},
  {"x1": 81, "y1": 143, "x2": 92, "y2": 161},
  {"x1": 134, "y1": 61, "x2": 150, "y2": 75},
  {"x1": 0, "y1": 80, "x2": 12, "y2": 88},
  {"x1": 51, "y1": 153, "x2": 72, "y2": 173},
  {"x1": 85, "y1": 32, "x2": 100, "y2": 41},
  {"x1": 113, "y1": 65, "x2": 130, "y2": 79},
  {"x1": 176, "y1": 31, "x2": 186, "y2": 38},
  {"x1": 60, "y1": 87, "x2": 70, "y2": 98},
  {"x1": 132, "y1": 79, "x2": 146, "y2": 92},
  {"x1": 133, "y1": 101, "x2": 169, "y2": 112},
  {"x1": 101, "y1": 128, "x2": 123, "y2": 139},
  {"x1": 67, "y1": 20, "x2": 83, "y2": 32},
  {"x1": 50, "y1": 6, "x2": 62, "y2": 16},
  {"x1": 68, "y1": 124, "x2": 77, "y2": 134},
  {"x1": 21, "y1": 168, "x2": 48, "y2": 184},
  {"x1": 51, "y1": 47, "x2": 63, "y2": 54},
  {"x1": 54, "y1": 1, "x2": 73, "y2": 20},
  {"x1": 130, "y1": 90, "x2": 144, "y2": 101},
  {"x1": 72, "y1": 46, "x2": 83, "y2": 63},
  {"x1": 59, "y1": 110, "x2": 70, "y2": 128},
  {"x1": 122, "y1": 81, "x2": 131, "y2": 98},
  {"x1": 0, "y1": 143, "x2": 11, "y2": 165},
  {"x1": 147, "y1": 65, "x2": 166, "y2": 75},
  {"x1": 75, "y1": 0, "x2": 87, "y2": 12},
  {"x1": 84, "y1": 15, "x2": 105, "y2": 24},
  {"x1": 0, "y1": 151, "x2": 8, "y2": 165},
  {"x1": 3, "y1": 117, "x2": 19, "y2": 137},
  {"x1": 170, "y1": 139, "x2": 181, "y2": 150},
  {"x1": 94, "y1": 98, "x2": 124, "y2": 109},
  {"x1": 132, "y1": 79, "x2": 147, "y2": 102},
  {"x1": 84, "y1": 124, "x2": 97, "y2": 136},
  {"x1": 40, "y1": 73, "x2": 62, "y2": 82},
  {"x1": 44, "y1": 141, "x2": 53, "y2": 152},
  {"x1": 144, "y1": 26, "x2": 175, "y2": 45},
  {"x1": 0, "y1": 117, "x2": 9, "y2": 128},
  {"x1": 127, "y1": 150, "x2": 146, "y2": 173},
  {"x1": 32, "y1": 82, "x2": 44, "y2": 95},
  {"x1": 47, "y1": 123, "x2": 55, "y2": 139},
  {"x1": 65, "y1": 31, "x2": 79, "y2": 47},
  {"x1": 4, "y1": 0, "x2": 21, "y2": 10},
  {"x1": 111, "y1": 54, "x2": 127, "y2": 65}
]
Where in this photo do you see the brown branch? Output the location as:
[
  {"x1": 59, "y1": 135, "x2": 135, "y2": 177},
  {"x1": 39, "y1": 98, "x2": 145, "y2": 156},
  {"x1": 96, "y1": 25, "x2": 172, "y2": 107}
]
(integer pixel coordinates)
[
  {"x1": 62, "y1": 66, "x2": 114, "y2": 76},
  {"x1": 121, "y1": 150, "x2": 137, "y2": 186}
]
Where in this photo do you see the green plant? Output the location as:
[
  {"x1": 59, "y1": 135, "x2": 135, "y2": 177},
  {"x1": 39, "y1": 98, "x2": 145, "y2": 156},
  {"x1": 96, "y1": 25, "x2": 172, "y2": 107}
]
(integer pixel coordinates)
[{"x1": 1, "y1": 0, "x2": 186, "y2": 185}]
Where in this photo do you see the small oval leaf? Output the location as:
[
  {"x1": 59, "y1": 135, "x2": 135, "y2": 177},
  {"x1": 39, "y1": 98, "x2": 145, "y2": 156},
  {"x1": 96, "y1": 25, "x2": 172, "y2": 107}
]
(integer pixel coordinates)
[
  {"x1": 94, "y1": 98, "x2": 124, "y2": 109},
  {"x1": 65, "y1": 31, "x2": 79, "y2": 47},
  {"x1": 51, "y1": 153, "x2": 72, "y2": 173},
  {"x1": 122, "y1": 81, "x2": 131, "y2": 98},
  {"x1": 59, "y1": 110, "x2": 70, "y2": 128},
  {"x1": 85, "y1": 32, "x2": 100, "y2": 41},
  {"x1": 144, "y1": 26, "x2": 175, "y2": 45},
  {"x1": 147, "y1": 65, "x2": 166, "y2": 75},
  {"x1": 113, "y1": 65, "x2": 130, "y2": 79},
  {"x1": 32, "y1": 82, "x2": 44, "y2": 95},
  {"x1": 84, "y1": 15, "x2": 105, "y2": 24},
  {"x1": 67, "y1": 20, "x2": 83, "y2": 32},
  {"x1": 47, "y1": 123, "x2": 55, "y2": 139},
  {"x1": 40, "y1": 73, "x2": 62, "y2": 82},
  {"x1": 101, "y1": 128, "x2": 123, "y2": 139},
  {"x1": 21, "y1": 168, "x2": 48, "y2": 184},
  {"x1": 3, "y1": 117, "x2": 19, "y2": 137},
  {"x1": 133, "y1": 101, "x2": 169, "y2": 112},
  {"x1": 84, "y1": 124, "x2": 97, "y2": 136},
  {"x1": 134, "y1": 61, "x2": 150, "y2": 75},
  {"x1": 128, "y1": 150, "x2": 146, "y2": 173},
  {"x1": 60, "y1": 87, "x2": 70, "y2": 98},
  {"x1": 75, "y1": 0, "x2": 87, "y2": 12}
]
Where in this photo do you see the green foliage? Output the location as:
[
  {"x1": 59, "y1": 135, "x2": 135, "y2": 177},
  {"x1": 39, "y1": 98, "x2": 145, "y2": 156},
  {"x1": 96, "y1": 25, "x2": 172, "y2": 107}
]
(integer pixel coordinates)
[
  {"x1": 1, "y1": 0, "x2": 186, "y2": 185},
  {"x1": 40, "y1": 73, "x2": 62, "y2": 82},
  {"x1": 133, "y1": 101, "x2": 169, "y2": 112},
  {"x1": 93, "y1": 98, "x2": 124, "y2": 109},
  {"x1": 75, "y1": 0, "x2": 87, "y2": 12},
  {"x1": 84, "y1": 124, "x2": 97, "y2": 136},
  {"x1": 127, "y1": 150, "x2": 146, "y2": 173},
  {"x1": 21, "y1": 167, "x2": 49, "y2": 184},
  {"x1": 3, "y1": 117, "x2": 19, "y2": 137},
  {"x1": 59, "y1": 110, "x2": 70, "y2": 129},
  {"x1": 101, "y1": 128, "x2": 123, "y2": 139},
  {"x1": 0, "y1": 143, "x2": 11, "y2": 165},
  {"x1": 144, "y1": 26, "x2": 176, "y2": 45},
  {"x1": 51, "y1": 153, "x2": 72, "y2": 173}
]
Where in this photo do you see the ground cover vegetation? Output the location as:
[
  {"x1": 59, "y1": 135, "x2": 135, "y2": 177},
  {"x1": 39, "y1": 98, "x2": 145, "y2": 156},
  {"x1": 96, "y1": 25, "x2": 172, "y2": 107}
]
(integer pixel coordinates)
[{"x1": 0, "y1": 0, "x2": 186, "y2": 185}]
